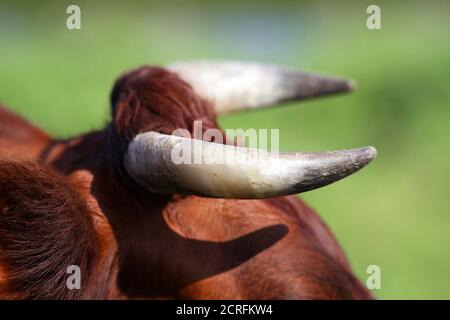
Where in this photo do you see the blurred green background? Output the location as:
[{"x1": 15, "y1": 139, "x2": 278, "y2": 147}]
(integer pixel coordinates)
[{"x1": 1, "y1": 0, "x2": 449, "y2": 299}]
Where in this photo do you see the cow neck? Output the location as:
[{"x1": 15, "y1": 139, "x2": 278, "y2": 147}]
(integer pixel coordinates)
[{"x1": 44, "y1": 129, "x2": 184, "y2": 297}]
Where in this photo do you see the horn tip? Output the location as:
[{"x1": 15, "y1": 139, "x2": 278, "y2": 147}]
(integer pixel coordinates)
[
  {"x1": 345, "y1": 79, "x2": 357, "y2": 92},
  {"x1": 353, "y1": 146, "x2": 377, "y2": 169},
  {"x1": 314, "y1": 76, "x2": 357, "y2": 97},
  {"x1": 333, "y1": 78, "x2": 356, "y2": 94},
  {"x1": 362, "y1": 146, "x2": 377, "y2": 161}
]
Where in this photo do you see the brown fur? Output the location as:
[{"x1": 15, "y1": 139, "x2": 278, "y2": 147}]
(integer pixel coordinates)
[
  {"x1": 0, "y1": 160, "x2": 100, "y2": 298},
  {"x1": 0, "y1": 66, "x2": 372, "y2": 299},
  {"x1": 0, "y1": 106, "x2": 51, "y2": 161}
]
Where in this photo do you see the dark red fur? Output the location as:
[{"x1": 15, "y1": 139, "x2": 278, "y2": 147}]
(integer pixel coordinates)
[
  {"x1": 104, "y1": 67, "x2": 219, "y2": 181},
  {"x1": 0, "y1": 66, "x2": 372, "y2": 299},
  {"x1": 0, "y1": 160, "x2": 99, "y2": 299},
  {"x1": 0, "y1": 106, "x2": 51, "y2": 161}
]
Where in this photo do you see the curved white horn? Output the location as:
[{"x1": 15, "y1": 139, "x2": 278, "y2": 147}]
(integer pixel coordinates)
[
  {"x1": 124, "y1": 132, "x2": 376, "y2": 199},
  {"x1": 167, "y1": 60, "x2": 355, "y2": 115}
]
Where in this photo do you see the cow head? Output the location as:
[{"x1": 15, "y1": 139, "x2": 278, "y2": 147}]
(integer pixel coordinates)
[{"x1": 108, "y1": 61, "x2": 377, "y2": 199}]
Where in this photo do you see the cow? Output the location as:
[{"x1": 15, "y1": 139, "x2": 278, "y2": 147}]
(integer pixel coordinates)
[{"x1": 0, "y1": 61, "x2": 376, "y2": 299}]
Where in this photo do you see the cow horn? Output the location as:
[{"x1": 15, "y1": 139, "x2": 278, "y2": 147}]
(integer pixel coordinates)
[
  {"x1": 124, "y1": 132, "x2": 376, "y2": 199},
  {"x1": 167, "y1": 60, "x2": 355, "y2": 115}
]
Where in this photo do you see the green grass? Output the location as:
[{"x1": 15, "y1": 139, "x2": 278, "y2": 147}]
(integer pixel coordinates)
[{"x1": 1, "y1": 0, "x2": 449, "y2": 299}]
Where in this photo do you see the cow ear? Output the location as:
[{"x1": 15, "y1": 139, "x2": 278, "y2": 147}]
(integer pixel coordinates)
[
  {"x1": 109, "y1": 81, "x2": 154, "y2": 144},
  {"x1": 110, "y1": 75, "x2": 133, "y2": 141},
  {"x1": 110, "y1": 73, "x2": 129, "y2": 120},
  {"x1": 68, "y1": 170, "x2": 93, "y2": 194},
  {"x1": 68, "y1": 170, "x2": 113, "y2": 239}
]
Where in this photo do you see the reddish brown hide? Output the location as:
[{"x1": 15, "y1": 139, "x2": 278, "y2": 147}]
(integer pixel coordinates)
[
  {"x1": 0, "y1": 106, "x2": 51, "y2": 161},
  {"x1": 0, "y1": 67, "x2": 372, "y2": 299}
]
